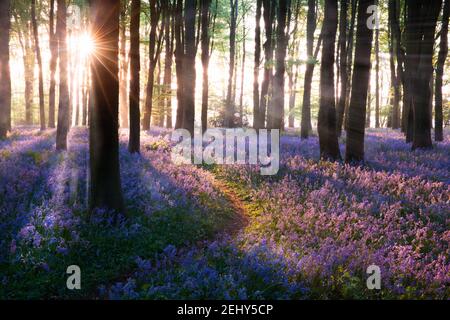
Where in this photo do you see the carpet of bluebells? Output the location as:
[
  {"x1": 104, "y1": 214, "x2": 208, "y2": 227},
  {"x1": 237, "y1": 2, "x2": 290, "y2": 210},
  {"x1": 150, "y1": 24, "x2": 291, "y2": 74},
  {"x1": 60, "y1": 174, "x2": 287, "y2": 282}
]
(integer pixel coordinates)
[{"x1": 0, "y1": 127, "x2": 448, "y2": 299}]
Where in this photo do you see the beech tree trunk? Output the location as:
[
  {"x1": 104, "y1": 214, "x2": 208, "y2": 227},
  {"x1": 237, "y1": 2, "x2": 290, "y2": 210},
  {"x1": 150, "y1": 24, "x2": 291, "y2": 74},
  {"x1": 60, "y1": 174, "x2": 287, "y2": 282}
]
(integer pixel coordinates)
[
  {"x1": 0, "y1": 0, "x2": 11, "y2": 139},
  {"x1": 336, "y1": 0, "x2": 348, "y2": 137},
  {"x1": 128, "y1": 0, "x2": 141, "y2": 153},
  {"x1": 253, "y1": 0, "x2": 262, "y2": 129},
  {"x1": 345, "y1": 0, "x2": 375, "y2": 163},
  {"x1": 318, "y1": 0, "x2": 341, "y2": 160},
  {"x1": 48, "y1": 0, "x2": 57, "y2": 128},
  {"x1": 89, "y1": 0, "x2": 125, "y2": 215},
  {"x1": 119, "y1": 1, "x2": 129, "y2": 128},
  {"x1": 200, "y1": 0, "x2": 212, "y2": 132},
  {"x1": 225, "y1": 0, "x2": 238, "y2": 127},
  {"x1": 270, "y1": 0, "x2": 289, "y2": 130},
  {"x1": 435, "y1": 0, "x2": 449, "y2": 142},
  {"x1": 301, "y1": 0, "x2": 317, "y2": 139},
  {"x1": 56, "y1": 0, "x2": 70, "y2": 150}
]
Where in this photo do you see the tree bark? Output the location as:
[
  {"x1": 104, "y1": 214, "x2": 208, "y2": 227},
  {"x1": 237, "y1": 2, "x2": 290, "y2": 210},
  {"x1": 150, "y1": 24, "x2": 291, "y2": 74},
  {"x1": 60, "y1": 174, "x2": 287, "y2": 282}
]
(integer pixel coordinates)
[
  {"x1": 345, "y1": 0, "x2": 375, "y2": 163},
  {"x1": 56, "y1": 0, "x2": 70, "y2": 150},
  {"x1": 164, "y1": 1, "x2": 174, "y2": 129},
  {"x1": 31, "y1": 0, "x2": 46, "y2": 131},
  {"x1": 119, "y1": 1, "x2": 129, "y2": 128},
  {"x1": 225, "y1": 0, "x2": 238, "y2": 127},
  {"x1": 253, "y1": 0, "x2": 262, "y2": 129},
  {"x1": 0, "y1": 0, "x2": 11, "y2": 139},
  {"x1": 375, "y1": 2, "x2": 380, "y2": 129},
  {"x1": 301, "y1": 0, "x2": 317, "y2": 139},
  {"x1": 405, "y1": 0, "x2": 441, "y2": 149},
  {"x1": 48, "y1": 0, "x2": 57, "y2": 128},
  {"x1": 201, "y1": 0, "x2": 212, "y2": 132},
  {"x1": 270, "y1": 0, "x2": 289, "y2": 130},
  {"x1": 435, "y1": 0, "x2": 449, "y2": 142},
  {"x1": 318, "y1": 0, "x2": 341, "y2": 160},
  {"x1": 336, "y1": 0, "x2": 348, "y2": 136},
  {"x1": 129, "y1": 0, "x2": 141, "y2": 153},
  {"x1": 89, "y1": 0, "x2": 125, "y2": 215}
]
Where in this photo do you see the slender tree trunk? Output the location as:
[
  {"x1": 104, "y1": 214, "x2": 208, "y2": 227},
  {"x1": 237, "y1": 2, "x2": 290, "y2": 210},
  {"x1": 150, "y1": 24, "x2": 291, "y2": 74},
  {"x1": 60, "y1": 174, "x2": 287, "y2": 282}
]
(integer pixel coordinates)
[
  {"x1": 129, "y1": 0, "x2": 141, "y2": 153},
  {"x1": 259, "y1": 0, "x2": 275, "y2": 129},
  {"x1": 31, "y1": 0, "x2": 46, "y2": 131},
  {"x1": 435, "y1": 0, "x2": 449, "y2": 142},
  {"x1": 301, "y1": 0, "x2": 317, "y2": 138},
  {"x1": 164, "y1": 1, "x2": 174, "y2": 129},
  {"x1": 388, "y1": 0, "x2": 401, "y2": 129},
  {"x1": 345, "y1": 0, "x2": 375, "y2": 163},
  {"x1": 336, "y1": 0, "x2": 348, "y2": 136},
  {"x1": 343, "y1": 0, "x2": 357, "y2": 132},
  {"x1": 201, "y1": 0, "x2": 212, "y2": 132},
  {"x1": 181, "y1": 0, "x2": 196, "y2": 135},
  {"x1": 48, "y1": 0, "x2": 57, "y2": 128},
  {"x1": 225, "y1": 0, "x2": 238, "y2": 127},
  {"x1": 142, "y1": 0, "x2": 160, "y2": 131},
  {"x1": 375, "y1": 6, "x2": 380, "y2": 129},
  {"x1": 0, "y1": 0, "x2": 11, "y2": 139},
  {"x1": 239, "y1": 13, "x2": 246, "y2": 125},
  {"x1": 119, "y1": 2, "x2": 129, "y2": 128},
  {"x1": 253, "y1": 0, "x2": 262, "y2": 129},
  {"x1": 318, "y1": 0, "x2": 341, "y2": 160},
  {"x1": 89, "y1": 0, "x2": 125, "y2": 215},
  {"x1": 56, "y1": 0, "x2": 70, "y2": 150},
  {"x1": 174, "y1": 0, "x2": 184, "y2": 129},
  {"x1": 270, "y1": 0, "x2": 289, "y2": 130}
]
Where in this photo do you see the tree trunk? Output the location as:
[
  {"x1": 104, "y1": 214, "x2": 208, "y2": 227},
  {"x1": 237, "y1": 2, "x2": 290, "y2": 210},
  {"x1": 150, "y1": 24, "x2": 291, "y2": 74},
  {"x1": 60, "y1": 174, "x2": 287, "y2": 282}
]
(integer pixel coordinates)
[
  {"x1": 89, "y1": 0, "x2": 125, "y2": 215},
  {"x1": 270, "y1": 0, "x2": 289, "y2": 130},
  {"x1": 31, "y1": 0, "x2": 46, "y2": 131},
  {"x1": 174, "y1": 0, "x2": 184, "y2": 129},
  {"x1": 119, "y1": 1, "x2": 129, "y2": 128},
  {"x1": 142, "y1": 0, "x2": 160, "y2": 131},
  {"x1": 345, "y1": 0, "x2": 375, "y2": 163},
  {"x1": 253, "y1": 0, "x2": 262, "y2": 129},
  {"x1": 48, "y1": 0, "x2": 57, "y2": 128},
  {"x1": 181, "y1": 0, "x2": 196, "y2": 135},
  {"x1": 164, "y1": 1, "x2": 174, "y2": 129},
  {"x1": 56, "y1": 0, "x2": 70, "y2": 150},
  {"x1": 388, "y1": 0, "x2": 401, "y2": 129},
  {"x1": 405, "y1": 0, "x2": 441, "y2": 149},
  {"x1": 225, "y1": 0, "x2": 238, "y2": 127},
  {"x1": 343, "y1": 0, "x2": 357, "y2": 132},
  {"x1": 375, "y1": 4, "x2": 380, "y2": 129},
  {"x1": 318, "y1": 0, "x2": 341, "y2": 160},
  {"x1": 128, "y1": 0, "x2": 141, "y2": 153},
  {"x1": 301, "y1": 0, "x2": 317, "y2": 139},
  {"x1": 435, "y1": 0, "x2": 449, "y2": 142},
  {"x1": 336, "y1": 0, "x2": 348, "y2": 136},
  {"x1": 239, "y1": 13, "x2": 246, "y2": 125},
  {"x1": 201, "y1": 0, "x2": 212, "y2": 132},
  {"x1": 259, "y1": 0, "x2": 275, "y2": 129},
  {"x1": 0, "y1": 0, "x2": 11, "y2": 139}
]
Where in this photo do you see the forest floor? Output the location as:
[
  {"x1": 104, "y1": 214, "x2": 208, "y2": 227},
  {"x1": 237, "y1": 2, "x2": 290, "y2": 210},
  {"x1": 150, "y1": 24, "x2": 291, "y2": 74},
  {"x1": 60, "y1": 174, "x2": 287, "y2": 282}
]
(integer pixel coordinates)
[{"x1": 0, "y1": 127, "x2": 449, "y2": 299}]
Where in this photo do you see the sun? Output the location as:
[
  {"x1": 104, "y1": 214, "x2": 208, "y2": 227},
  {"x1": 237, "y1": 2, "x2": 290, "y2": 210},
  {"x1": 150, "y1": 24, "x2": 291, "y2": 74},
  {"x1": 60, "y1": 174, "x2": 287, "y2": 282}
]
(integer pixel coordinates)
[{"x1": 70, "y1": 33, "x2": 95, "y2": 58}]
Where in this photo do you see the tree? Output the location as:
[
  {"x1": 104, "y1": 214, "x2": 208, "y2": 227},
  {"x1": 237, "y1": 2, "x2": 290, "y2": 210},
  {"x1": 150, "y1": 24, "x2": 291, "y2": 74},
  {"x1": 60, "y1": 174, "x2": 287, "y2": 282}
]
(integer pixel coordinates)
[
  {"x1": 142, "y1": 0, "x2": 163, "y2": 130},
  {"x1": 300, "y1": 0, "x2": 318, "y2": 139},
  {"x1": 128, "y1": 0, "x2": 141, "y2": 153},
  {"x1": 404, "y1": 0, "x2": 441, "y2": 149},
  {"x1": 200, "y1": 0, "x2": 213, "y2": 132},
  {"x1": 374, "y1": 0, "x2": 380, "y2": 129},
  {"x1": 253, "y1": 0, "x2": 262, "y2": 129},
  {"x1": 181, "y1": 0, "x2": 197, "y2": 135},
  {"x1": 269, "y1": 0, "x2": 290, "y2": 130},
  {"x1": 48, "y1": 0, "x2": 57, "y2": 128},
  {"x1": 56, "y1": 0, "x2": 70, "y2": 150},
  {"x1": 31, "y1": 0, "x2": 46, "y2": 131},
  {"x1": 119, "y1": 0, "x2": 129, "y2": 128},
  {"x1": 435, "y1": 0, "x2": 449, "y2": 142},
  {"x1": 0, "y1": 0, "x2": 11, "y2": 139},
  {"x1": 318, "y1": 0, "x2": 340, "y2": 160},
  {"x1": 225, "y1": 0, "x2": 238, "y2": 127},
  {"x1": 89, "y1": 0, "x2": 125, "y2": 214},
  {"x1": 164, "y1": 0, "x2": 175, "y2": 129},
  {"x1": 336, "y1": 0, "x2": 348, "y2": 136},
  {"x1": 345, "y1": 0, "x2": 375, "y2": 162},
  {"x1": 259, "y1": 0, "x2": 275, "y2": 129},
  {"x1": 388, "y1": 0, "x2": 401, "y2": 129}
]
